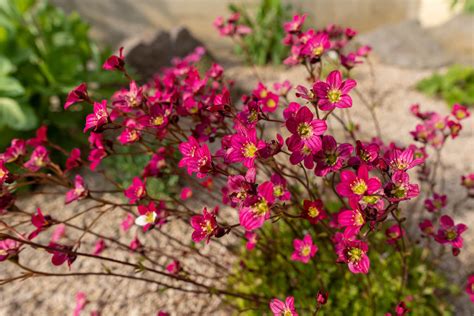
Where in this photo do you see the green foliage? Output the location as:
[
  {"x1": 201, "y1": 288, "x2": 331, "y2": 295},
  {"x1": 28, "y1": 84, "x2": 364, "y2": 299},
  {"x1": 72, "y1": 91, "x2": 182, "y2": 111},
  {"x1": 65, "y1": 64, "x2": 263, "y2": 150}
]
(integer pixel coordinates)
[
  {"x1": 0, "y1": 0, "x2": 123, "y2": 148},
  {"x1": 227, "y1": 212, "x2": 456, "y2": 315},
  {"x1": 229, "y1": 0, "x2": 291, "y2": 65},
  {"x1": 416, "y1": 65, "x2": 474, "y2": 107},
  {"x1": 452, "y1": 0, "x2": 474, "y2": 13}
]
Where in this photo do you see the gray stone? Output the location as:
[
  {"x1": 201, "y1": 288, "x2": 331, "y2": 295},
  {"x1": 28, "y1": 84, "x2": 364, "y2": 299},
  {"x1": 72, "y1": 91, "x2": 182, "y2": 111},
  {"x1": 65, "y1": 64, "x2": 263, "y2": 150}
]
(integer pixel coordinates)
[
  {"x1": 122, "y1": 27, "x2": 213, "y2": 80},
  {"x1": 358, "y1": 20, "x2": 452, "y2": 69},
  {"x1": 429, "y1": 13, "x2": 474, "y2": 66}
]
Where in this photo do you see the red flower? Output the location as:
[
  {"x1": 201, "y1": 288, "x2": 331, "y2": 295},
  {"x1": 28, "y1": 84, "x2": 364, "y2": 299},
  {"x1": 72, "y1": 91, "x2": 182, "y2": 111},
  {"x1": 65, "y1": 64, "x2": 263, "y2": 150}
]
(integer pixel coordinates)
[
  {"x1": 434, "y1": 215, "x2": 467, "y2": 249},
  {"x1": 28, "y1": 207, "x2": 52, "y2": 239},
  {"x1": 102, "y1": 47, "x2": 125, "y2": 71},
  {"x1": 64, "y1": 83, "x2": 89, "y2": 109},
  {"x1": 65, "y1": 148, "x2": 82, "y2": 171},
  {"x1": 124, "y1": 177, "x2": 146, "y2": 204},
  {"x1": 466, "y1": 274, "x2": 474, "y2": 302},
  {"x1": 47, "y1": 242, "x2": 76, "y2": 267},
  {"x1": 302, "y1": 199, "x2": 327, "y2": 224}
]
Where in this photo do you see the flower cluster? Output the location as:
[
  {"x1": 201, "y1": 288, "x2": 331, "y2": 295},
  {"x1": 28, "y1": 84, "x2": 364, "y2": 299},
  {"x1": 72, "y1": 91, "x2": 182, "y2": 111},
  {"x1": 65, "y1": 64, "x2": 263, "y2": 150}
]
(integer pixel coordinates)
[{"x1": 0, "y1": 13, "x2": 471, "y2": 316}]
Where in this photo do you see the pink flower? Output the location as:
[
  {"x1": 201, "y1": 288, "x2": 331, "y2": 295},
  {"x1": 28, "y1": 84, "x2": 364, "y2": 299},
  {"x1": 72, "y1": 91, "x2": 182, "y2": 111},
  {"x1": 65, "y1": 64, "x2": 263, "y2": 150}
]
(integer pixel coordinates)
[
  {"x1": 273, "y1": 80, "x2": 292, "y2": 96},
  {"x1": 64, "y1": 83, "x2": 89, "y2": 109},
  {"x1": 253, "y1": 83, "x2": 279, "y2": 113},
  {"x1": 50, "y1": 224, "x2": 66, "y2": 243},
  {"x1": 461, "y1": 173, "x2": 474, "y2": 196},
  {"x1": 302, "y1": 199, "x2": 327, "y2": 224},
  {"x1": 0, "y1": 239, "x2": 21, "y2": 261},
  {"x1": 112, "y1": 81, "x2": 143, "y2": 109},
  {"x1": 239, "y1": 181, "x2": 275, "y2": 231},
  {"x1": 129, "y1": 234, "x2": 143, "y2": 252},
  {"x1": 73, "y1": 292, "x2": 88, "y2": 316},
  {"x1": 180, "y1": 187, "x2": 193, "y2": 200},
  {"x1": 23, "y1": 146, "x2": 50, "y2": 172},
  {"x1": 269, "y1": 296, "x2": 298, "y2": 316},
  {"x1": 84, "y1": 100, "x2": 109, "y2": 132},
  {"x1": 142, "y1": 148, "x2": 167, "y2": 178},
  {"x1": 335, "y1": 238, "x2": 370, "y2": 274},
  {"x1": 286, "y1": 106, "x2": 327, "y2": 153},
  {"x1": 466, "y1": 275, "x2": 474, "y2": 302},
  {"x1": 65, "y1": 148, "x2": 82, "y2": 171},
  {"x1": 47, "y1": 242, "x2": 76, "y2": 267},
  {"x1": 313, "y1": 70, "x2": 356, "y2": 111},
  {"x1": 102, "y1": 47, "x2": 125, "y2": 71},
  {"x1": 434, "y1": 215, "x2": 467, "y2": 249},
  {"x1": 28, "y1": 207, "x2": 52, "y2": 239},
  {"x1": 385, "y1": 148, "x2": 423, "y2": 171},
  {"x1": 27, "y1": 125, "x2": 48, "y2": 146},
  {"x1": 284, "y1": 14, "x2": 306, "y2": 33},
  {"x1": 316, "y1": 290, "x2": 328, "y2": 305},
  {"x1": 0, "y1": 160, "x2": 11, "y2": 184},
  {"x1": 385, "y1": 224, "x2": 404, "y2": 244},
  {"x1": 271, "y1": 173, "x2": 291, "y2": 201},
  {"x1": 301, "y1": 33, "x2": 330, "y2": 60},
  {"x1": 117, "y1": 119, "x2": 142, "y2": 145},
  {"x1": 385, "y1": 171, "x2": 419, "y2": 202},
  {"x1": 338, "y1": 200, "x2": 365, "y2": 237},
  {"x1": 190, "y1": 207, "x2": 218, "y2": 243},
  {"x1": 419, "y1": 219, "x2": 434, "y2": 236},
  {"x1": 336, "y1": 164, "x2": 382, "y2": 202},
  {"x1": 121, "y1": 214, "x2": 134, "y2": 232},
  {"x1": 291, "y1": 234, "x2": 318, "y2": 263},
  {"x1": 424, "y1": 193, "x2": 447, "y2": 213},
  {"x1": 1, "y1": 139, "x2": 26, "y2": 162},
  {"x1": 124, "y1": 177, "x2": 146, "y2": 204},
  {"x1": 451, "y1": 103, "x2": 470, "y2": 120},
  {"x1": 314, "y1": 135, "x2": 353, "y2": 176},
  {"x1": 227, "y1": 127, "x2": 265, "y2": 168},
  {"x1": 166, "y1": 260, "x2": 181, "y2": 274},
  {"x1": 178, "y1": 136, "x2": 212, "y2": 178},
  {"x1": 93, "y1": 239, "x2": 106, "y2": 255},
  {"x1": 65, "y1": 175, "x2": 88, "y2": 204},
  {"x1": 245, "y1": 231, "x2": 257, "y2": 250}
]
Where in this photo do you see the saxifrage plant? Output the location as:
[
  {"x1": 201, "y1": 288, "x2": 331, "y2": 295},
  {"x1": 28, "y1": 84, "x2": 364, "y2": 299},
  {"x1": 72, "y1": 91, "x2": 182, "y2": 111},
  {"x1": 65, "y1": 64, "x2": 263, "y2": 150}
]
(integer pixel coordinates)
[{"x1": 0, "y1": 12, "x2": 473, "y2": 315}]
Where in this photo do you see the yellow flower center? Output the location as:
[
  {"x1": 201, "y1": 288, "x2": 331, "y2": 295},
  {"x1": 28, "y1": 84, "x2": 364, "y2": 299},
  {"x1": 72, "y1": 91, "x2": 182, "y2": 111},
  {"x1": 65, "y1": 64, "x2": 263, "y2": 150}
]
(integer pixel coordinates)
[
  {"x1": 96, "y1": 110, "x2": 107, "y2": 119},
  {"x1": 249, "y1": 110, "x2": 258, "y2": 122},
  {"x1": 0, "y1": 169, "x2": 5, "y2": 178},
  {"x1": 243, "y1": 143, "x2": 257, "y2": 158},
  {"x1": 34, "y1": 157, "x2": 46, "y2": 167},
  {"x1": 445, "y1": 229, "x2": 457, "y2": 241},
  {"x1": 308, "y1": 206, "x2": 319, "y2": 218},
  {"x1": 312, "y1": 45, "x2": 324, "y2": 56},
  {"x1": 362, "y1": 195, "x2": 379, "y2": 204},
  {"x1": 351, "y1": 180, "x2": 367, "y2": 195},
  {"x1": 260, "y1": 90, "x2": 268, "y2": 98},
  {"x1": 354, "y1": 212, "x2": 364, "y2": 226},
  {"x1": 145, "y1": 212, "x2": 155, "y2": 224},
  {"x1": 348, "y1": 247, "x2": 363, "y2": 262},
  {"x1": 297, "y1": 123, "x2": 313, "y2": 138},
  {"x1": 202, "y1": 220, "x2": 214, "y2": 234},
  {"x1": 301, "y1": 245, "x2": 311, "y2": 257},
  {"x1": 302, "y1": 145, "x2": 312, "y2": 155},
  {"x1": 254, "y1": 200, "x2": 269, "y2": 216},
  {"x1": 284, "y1": 310, "x2": 292, "y2": 316},
  {"x1": 274, "y1": 185, "x2": 283, "y2": 197},
  {"x1": 325, "y1": 153, "x2": 337, "y2": 166},
  {"x1": 128, "y1": 130, "x2": 139, "y2": 142},
  {"x1": 153, "y1": 116, "x2": 164, "y2": 126},
  {"x1": 266, "y1": 99, "x2": 276, "y2": 108},
  {"x1": 327, "y1": 89, "x2": 342, "y2": 103}
]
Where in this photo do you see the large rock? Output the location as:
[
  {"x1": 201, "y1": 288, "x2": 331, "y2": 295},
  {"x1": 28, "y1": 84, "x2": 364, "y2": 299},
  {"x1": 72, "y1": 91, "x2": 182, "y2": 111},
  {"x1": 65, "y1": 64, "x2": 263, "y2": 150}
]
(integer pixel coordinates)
[
  {"x1": 358, "y1": 20, "x2": 452, "y2": 69},
  {"x1": 429, "y1": 14, "x2": 474, "y2": 66},
  {"x1": 122, "y1": 27, "x2": 213, "y2": 80}
]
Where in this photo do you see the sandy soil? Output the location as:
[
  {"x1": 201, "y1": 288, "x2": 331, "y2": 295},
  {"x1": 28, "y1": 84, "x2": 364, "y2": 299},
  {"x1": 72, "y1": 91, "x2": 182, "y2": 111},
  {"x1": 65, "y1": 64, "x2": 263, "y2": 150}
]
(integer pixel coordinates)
[{"x1": 1, "y1": 58, "x2": 473, "y2": 315}]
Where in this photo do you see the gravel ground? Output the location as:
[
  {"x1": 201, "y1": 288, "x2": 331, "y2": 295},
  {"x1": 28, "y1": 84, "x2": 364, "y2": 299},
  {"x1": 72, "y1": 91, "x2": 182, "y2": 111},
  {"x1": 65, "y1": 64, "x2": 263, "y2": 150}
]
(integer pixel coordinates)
[{"x1": 1, "y1": 58, "x2": 473, "y2": 315}]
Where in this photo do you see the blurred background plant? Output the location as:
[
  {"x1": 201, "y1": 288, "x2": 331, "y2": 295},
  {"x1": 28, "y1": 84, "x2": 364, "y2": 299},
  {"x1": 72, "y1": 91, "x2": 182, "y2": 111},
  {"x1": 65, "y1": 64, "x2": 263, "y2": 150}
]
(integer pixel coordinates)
[
  {"x1": 416, "y1": 65, "x2": 474, "y2": 107},
  {"x1": 0, "y1": 0, "x2": 124, "y2": 149},
  {"x1": 452, "y1": 0, "x2": 474, "y2": 13},
  {"x1": 228, "y1": 0, "x2": 291, "y2": 65}
]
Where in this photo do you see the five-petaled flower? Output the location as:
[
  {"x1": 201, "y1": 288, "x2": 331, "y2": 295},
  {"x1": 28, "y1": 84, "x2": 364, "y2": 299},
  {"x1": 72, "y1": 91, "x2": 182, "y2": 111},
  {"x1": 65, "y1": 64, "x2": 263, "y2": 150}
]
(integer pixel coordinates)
[
  {"x1": 269, "y1": 296, "x2": 298, "y2": 316},
  {"x1": 313, "y1": 70, "x2": 356, "y2": 111},
  {"x1": 84, "y1": 100, "x2": 109, "y2": 132},
  {"x1": 291, "y1": 234, "x2": 318, "y2": 263},
  {"x1": 190, "y1": 207, "x2": 218, "y2": 243}
]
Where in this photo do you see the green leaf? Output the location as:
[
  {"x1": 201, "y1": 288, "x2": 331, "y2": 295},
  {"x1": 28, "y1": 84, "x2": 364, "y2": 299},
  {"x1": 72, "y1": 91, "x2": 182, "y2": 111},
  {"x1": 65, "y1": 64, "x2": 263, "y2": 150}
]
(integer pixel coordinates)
[
  {"x1": 0, "y1": 76, "x2": 24, "y2": 96},
  {"x1": 0, "y1": 97, "x2": 37, "y2": 130},
  {"x1": 0, "y1": 55, "x2": 14, "y2": 75}
]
